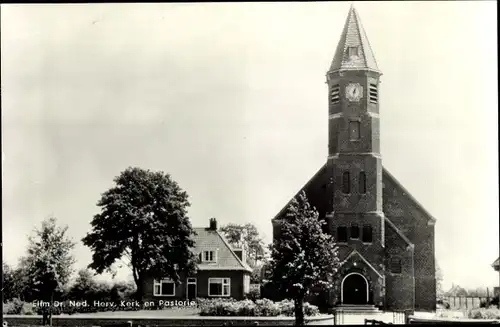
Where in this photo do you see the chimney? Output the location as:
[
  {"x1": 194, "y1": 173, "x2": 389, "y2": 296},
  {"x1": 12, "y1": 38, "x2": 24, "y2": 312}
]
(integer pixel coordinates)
[{"x1": 209, "y1": 217, "x2": 217, "y2": 230}]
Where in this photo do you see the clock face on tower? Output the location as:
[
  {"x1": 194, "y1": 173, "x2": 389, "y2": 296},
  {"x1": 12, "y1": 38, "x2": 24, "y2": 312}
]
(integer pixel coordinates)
[{"x1": 345, "y1": 83, "x2": 363, "y2": 102}]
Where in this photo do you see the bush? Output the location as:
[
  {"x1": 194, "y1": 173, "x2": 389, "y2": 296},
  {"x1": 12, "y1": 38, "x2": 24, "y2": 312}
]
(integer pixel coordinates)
[
  {"x1": 436, "y1": 298, "x2": 451, "y2": 309},
  {"x1": 467, "y1": 307, "x2": 500, "y2": 319},
  {"x1": 255, "y1": 298, "x2": 281, "y2": 317},
  {"x1": 304, "y1": 302, "x2": 320, "y2": 316},
  {"x1": 3, "y1": 298, "x2": 25, "y2": 314},
  {"x1": 245, "y1": 284, "x2": 261, "y2": 301},
  {"x1": 278, "y1": 299, "x2": 295, "y2": 316},
  {"x1": 198, "y1": 298, "x2": 318, "y2": 317}
]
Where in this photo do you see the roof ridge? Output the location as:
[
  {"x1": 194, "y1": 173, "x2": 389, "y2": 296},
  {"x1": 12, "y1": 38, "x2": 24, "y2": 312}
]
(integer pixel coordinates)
[
  {"x1": 272, "y1": 163, "x2": 327, "y2": 221},
  {"x1": 383, "y1": 167, "x2": 437, "y2": 222}
]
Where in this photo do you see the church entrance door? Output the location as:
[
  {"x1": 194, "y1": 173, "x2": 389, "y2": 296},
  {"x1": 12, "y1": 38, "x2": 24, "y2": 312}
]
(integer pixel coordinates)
[{"x1": 341, "y1": 273, "x2": 368, "y2": 305}]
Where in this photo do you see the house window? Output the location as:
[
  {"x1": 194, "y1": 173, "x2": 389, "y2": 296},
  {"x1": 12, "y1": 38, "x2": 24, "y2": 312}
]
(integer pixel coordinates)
[
  {"x1": 348, "y1": 46, "x2": 359, "y2": 58},
  {"x1": 350, "y1": 224, "x2": 360, "y2": 239},
  {"x1": 390, "y1": 257, "x2": 402, "y2": 274},
  {"x1": 203, "y1": 250, "x2": 216, "y2": 262},
  {"x1": 369, "y1": 83, "x2": 378, "y2": 104},
  {"x1": 362, "y1": 225, "x2": 373, "y2": 243},
  {"x1": 337, "y1": 226, "x2": 348, "y2": 243},
  {"x1": 359, "y1": 171, "x2": 366, "y2": 194},
  {"x1": 349, "y1": 121, "x2": 360, "y2": 141},
  {"x1": 208, "y1": 278, "x2": 231, "y2": 297},
  {"x1": 331, "y1": 84, "x2": 340, "y2": 104},
  {"x1": 342, "y1": 172, "x2": 350, "y2": 194},
  {"x1": 153, "y1": 279, "x2": 175, "y2": 296}
]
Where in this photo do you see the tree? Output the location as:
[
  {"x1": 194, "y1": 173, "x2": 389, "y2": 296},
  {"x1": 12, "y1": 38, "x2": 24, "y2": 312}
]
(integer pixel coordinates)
[
  {"x1": 3, "y1": 261, "x2": 21, "y2": 301},
  {"x1": 220, "y1": 223, "x2": 265, "y2": 267},
  {"x1": 82, "y1": 167, "x2": 198, "y2": 300},
  {"x1": 24, "y1": 217, "x2": 76, "y2": 324},
  {"x1": 268, "y1": 191, "x2": 340, "y2": 326},
  {"x1": 436, "y1": 260, "x2": 444, "y2": 300}
]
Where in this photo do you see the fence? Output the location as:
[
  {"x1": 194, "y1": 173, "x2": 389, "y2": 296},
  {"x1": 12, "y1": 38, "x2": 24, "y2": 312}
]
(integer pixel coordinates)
[
  {"x1": 444, "y1": 296, "x2": 495, "y2": 310},
  {"x1": 334, "y1": 309, "x2": 409, "y2": 325}
]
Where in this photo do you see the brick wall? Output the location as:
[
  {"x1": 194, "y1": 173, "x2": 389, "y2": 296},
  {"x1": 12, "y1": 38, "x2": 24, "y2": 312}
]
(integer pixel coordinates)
[
  {"x1": 142, "y1": 270, "x2": 247, "y2": 301},
  {"x1": 383, "y1": 170, "x2": 436, "y2": 311},
  {"x1": 384, "y1": 220, "x2": 415, "y2": 310}
]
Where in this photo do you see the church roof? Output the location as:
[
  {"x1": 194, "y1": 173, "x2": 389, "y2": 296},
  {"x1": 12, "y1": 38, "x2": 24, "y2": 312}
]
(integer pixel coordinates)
[
  {"x1": 383, "y1": 168, "x2": 437, "y2": 223},
  {"x1": 329, "y1": 5, "x2": 379, "y2": 73}
]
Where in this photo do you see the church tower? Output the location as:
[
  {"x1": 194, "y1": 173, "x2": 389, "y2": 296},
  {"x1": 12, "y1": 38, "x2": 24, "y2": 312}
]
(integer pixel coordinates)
[{"x1": 327, "y1": 6, "x2": 384, "y2": 251}]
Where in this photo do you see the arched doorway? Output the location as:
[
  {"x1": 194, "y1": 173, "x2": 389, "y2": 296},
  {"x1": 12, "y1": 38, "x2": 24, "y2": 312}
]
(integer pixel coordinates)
[{"x1": 341, "y1": 273, "x2": 369, "y2": 304}]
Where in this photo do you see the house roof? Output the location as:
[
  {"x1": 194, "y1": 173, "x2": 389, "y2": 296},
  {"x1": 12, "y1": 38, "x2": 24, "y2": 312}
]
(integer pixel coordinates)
[
  {"x1": 193, "y1": 227, "x2": 252, "y2": 273},
  {"x1": 445, "y1": 284, "x2": 468, "y2": 296},
  {"x1": 329, "y1": 5, "x2": 379, "y2": 73},
  {"x1": 493, "y1": 257, "x2": 499, "y2": 269}
]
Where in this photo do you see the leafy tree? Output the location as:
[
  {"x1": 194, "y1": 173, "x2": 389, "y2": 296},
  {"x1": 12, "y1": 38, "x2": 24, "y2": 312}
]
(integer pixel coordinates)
[
  {"x1": 250, "y1": 265, "x2": 263, "y2": 284},
  {"x1": 3, "y1": 261, "x2": 21, "y2": 301},
  {"x1": 67, "y1": 269, "x2": 100, "y2": 300},
  {"x1": 24, "y1": 217, "x2": 76, "y2": 324},
  {"x1": 435, "y1": 260, "x2": 444, "y2": 300},
  {"x1": 268, "y1": 191, "x2": 340, "y2": 326},
  {"x1": 82, "y1": 167, "x2": 197, "y2": 300},
  {"x1": 220, "y1": 223, "x2": 265, "y2": 267}
]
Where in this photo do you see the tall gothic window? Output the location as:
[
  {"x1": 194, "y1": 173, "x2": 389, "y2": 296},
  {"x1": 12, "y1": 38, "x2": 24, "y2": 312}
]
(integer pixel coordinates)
[
  {"x1": 362, "y1": 225, "x2": 373, "y2": 243},
  {"x1": 349, "y1": 121, "x2": 361, "y2": 141},
  {"x1": 350, "y1": 224, "x2": 360, "y2": 239},
  {"x1": 359, "y1": 171, "x2": 367, "y2": 194},
  {"x1": 342, "y1": 172, "x2": 350, "y2": 194}
]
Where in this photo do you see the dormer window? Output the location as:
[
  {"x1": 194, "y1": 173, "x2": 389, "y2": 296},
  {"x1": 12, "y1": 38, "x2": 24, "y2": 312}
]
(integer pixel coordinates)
[
  {"x1": 348, "y1": 46, "x2": 359, "y2": 58},
  {"x1": 203, "y1": 250, "x2": 216, "y2": 262}
]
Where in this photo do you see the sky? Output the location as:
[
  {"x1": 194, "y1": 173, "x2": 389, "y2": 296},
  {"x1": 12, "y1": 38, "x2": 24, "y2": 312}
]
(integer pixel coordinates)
[{"x1": 1, "y1": 2, "x2": 498, "y2": 291}]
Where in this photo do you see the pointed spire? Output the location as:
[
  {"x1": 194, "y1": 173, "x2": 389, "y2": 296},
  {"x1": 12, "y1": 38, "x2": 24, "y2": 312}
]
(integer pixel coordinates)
[{"x1": 329, "y1": 5, "x2": 379, "y2": 73}]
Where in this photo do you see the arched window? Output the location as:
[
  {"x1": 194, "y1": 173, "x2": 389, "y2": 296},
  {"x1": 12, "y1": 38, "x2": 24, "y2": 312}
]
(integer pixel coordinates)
[
  {"x1": 342, "y1": 172, "x2": 350, "y2": 194},
  {"x1": 359, "y1": 171, "x2": 366, "y2": 194}
]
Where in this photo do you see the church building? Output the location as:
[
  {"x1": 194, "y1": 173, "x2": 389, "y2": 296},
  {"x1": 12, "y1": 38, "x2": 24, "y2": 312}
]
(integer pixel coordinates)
[{"x1": 271, "y1": 6, "x2": 437, "y2": 311}]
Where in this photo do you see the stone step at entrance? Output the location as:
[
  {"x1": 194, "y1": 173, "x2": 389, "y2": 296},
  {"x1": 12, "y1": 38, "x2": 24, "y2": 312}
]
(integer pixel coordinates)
[{"x1": 335, "y1": 304, "x2": 381, "y2": 313}]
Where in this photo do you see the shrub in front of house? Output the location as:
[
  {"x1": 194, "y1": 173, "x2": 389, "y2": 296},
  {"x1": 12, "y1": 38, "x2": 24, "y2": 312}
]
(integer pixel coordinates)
[
  {"x1": 480, "y1": 295, "x2": 500, "y2": 308},
  {"x1": 244, "y1": 284, "x2": 261, "y2": 301},
  {"x1": 3, "y1": 298, "x2": 25, "y2": 315},
  {"x1": 198, "y1": 298, "x2": 319, "y2": 317},
  {"x1": 467, "y1": 307, "x2": 500, "y2": 320}
]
